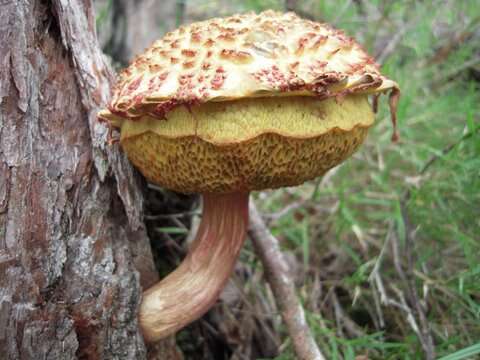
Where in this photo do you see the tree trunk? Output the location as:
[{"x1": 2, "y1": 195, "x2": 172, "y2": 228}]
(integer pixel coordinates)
[{"x1": 0, "y1": 1, "x2": 179, "y2": 359}]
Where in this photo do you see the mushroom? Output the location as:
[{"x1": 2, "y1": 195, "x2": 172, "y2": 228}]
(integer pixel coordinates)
[{"x1": 99, "y1": 10, "x2": 399, "y2": 343}]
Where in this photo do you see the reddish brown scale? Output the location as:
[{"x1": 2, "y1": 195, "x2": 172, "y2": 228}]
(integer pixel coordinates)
[
  {"x1": 178, "y1": 74, "x2": 192, "y2": 86},
  {"x1": 175, "y1": 84, "x2": 199, "y2": 102},
  {"x1": 202, "y1": 62, "x2": 211, "y2": 70},
  {"x1": 220, "y1": 49, "x2": 253, "y2": 64},
  {"x1": 132, "y1": 93, "x2": 146, "y2": 106},
  {"x1": 279, "y1": 72, "x2": 305, "y2": 92},
  {"x1": 135, "y1": 56, "x2": 149, "y2": 66},
  {"x1": 260, "y1": 20, "x2": 274, "y2": 31},
  {"x1": 119, "y1": 68, "x2": 132, "y2": 78},
  {"x1": 147, "y1": 71, "x2": 169, "y2": 91},
  {"x1": 151, "y1": 99, "x2": 179, "y2": 119},
  {"x1": 364, "y1": 56, "x2": 381, "y2": 70},
  {"x1": 206, "y1": 50, "x2": 213, "y2": 58},
  {"x1": 296, "y1": 37, "x2": 309, "y2": 55},
  {"x1": 308, "y1": 72, "x2": 344, "y2": 94},
  {"x1": 312, "y1": 35, "x2": 328, "y2": 50},
  {"x1": 170, "y1": 39, "x2": 180, "y2": 49},
  {"x1": 147, "y1": 78, "x2": 157, "y2": 91},
  {"x1": 190, "y1": 32, "x2": 202, "y2": 43},
  {"x1": 211, "y1": 66, "x2": 227, "y2": 90},
  {"x1": 204, "y1": 39, "x2": 215, "y2": 48},
  {"x1": 159, "y1": 72, "x2": 169, "y2": 81},
  {"x1": 126, "y1": 75, "x2": 143, "y2": 93},
  {"x1": 340, "y1": 36, "x2": 355, "y2": 49},
  {"x1": 112, "y1": 80, "x2": 127, "y2": 100},
  {"x1": 328, "y1": 48, "x2": 341, "y2": 58},
  {"x1": 217, "y1": 33, "x2": 235, "y2": 42},
  {"x1": 118, "y1": 94, "x2": 142, "y2": 112},
  {"x1": 183, "y1": 61, "x2": 196, "y2": 69},
  {"x1": 347, "y1": 63, "x2": 365, "y2": 75},
  {"x1": 149, "y1": 64, "x2": 163, "y2": 72},
  {"x1": 170, "y1": 57, "x2": 180, "y2": 64},
  {"x1": 227, "y1": 17, "x2": 242, "y2": 23},
  {"x1": 157, "y1": 49, "x2": 171, "y2": 57},
  {"x1": 289, "y1": 61, "x2": 300, "y2": 70},
  {"x1": 253, "y1": 65, "x2": 290, "y2": 91},
  {"x1": 181, "y1": 49, "x2": 197, "y2": 57},
  {"x1": 308, "y1": 60, "x2": 328, "y2": 76},
  {"x1": 290, "y1": 75, "x2": 306, "y2": 90},
  {"x1": 334, "y1": 29, "x2": 348, "y2": 42},
  {"x1": 198, "y1": 86, "x2": 209, "y2": 98}
]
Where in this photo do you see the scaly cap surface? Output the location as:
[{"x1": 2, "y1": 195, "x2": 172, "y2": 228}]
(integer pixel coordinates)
[{"x1": 99, "y1": 10, "x2": 399, "y2": 130}]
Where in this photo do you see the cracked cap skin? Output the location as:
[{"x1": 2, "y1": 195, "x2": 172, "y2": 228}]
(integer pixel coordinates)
[{"x1": 98, "y1": 10, "x2": 400, "y2": 194}]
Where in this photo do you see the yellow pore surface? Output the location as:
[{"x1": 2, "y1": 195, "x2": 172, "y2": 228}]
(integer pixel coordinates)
[{"x1": 120, "y1": 95, "x2": 374, "y2": 193}]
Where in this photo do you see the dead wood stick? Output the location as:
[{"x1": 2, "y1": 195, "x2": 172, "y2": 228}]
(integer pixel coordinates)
[{"x1": 248, "y1": 202, "x2": 326, "y2": 360}]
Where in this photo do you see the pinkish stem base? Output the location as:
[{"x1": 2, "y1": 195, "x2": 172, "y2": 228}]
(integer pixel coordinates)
[{"x1": 139, "y1": 192, "x2": 249, "y2": 342}]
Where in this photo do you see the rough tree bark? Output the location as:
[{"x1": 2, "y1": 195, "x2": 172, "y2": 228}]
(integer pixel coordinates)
[{"x1": 0, "y1": 1, "x2": 179, "y2": 359}]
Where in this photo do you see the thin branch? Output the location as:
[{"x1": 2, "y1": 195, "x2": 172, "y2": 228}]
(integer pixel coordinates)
[
  {"x1": 248, "y1": 202, "x2": 326, "y2": 360},
  {"x1": 430, "y1": 56, "x2": 480, "y2": 86},
  {"x1": 376, "y1": 15, "x2": 418, "y2": 65},
  {"x1": 419, "y1": 126, "x2": 479, "y2": 175},
  {"x1": 399, "y1": 195, "x2": 436, "y2": 359},
  {"x1": 330, "y1": 291, "x2": 366, "y2": 338}
]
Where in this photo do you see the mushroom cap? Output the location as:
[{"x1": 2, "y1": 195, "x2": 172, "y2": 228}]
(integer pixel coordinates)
[
  {"x1": 99, "y1": 10, "x2": 398, "y2": 122},
  {"x1": 99, "y1": 11, "x2": 399, "y2": 194}
]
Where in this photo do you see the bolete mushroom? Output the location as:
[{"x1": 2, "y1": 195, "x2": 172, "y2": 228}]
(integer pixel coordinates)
[{"x1": 99, "y1": 10, "x2": 399, "y2": 343}]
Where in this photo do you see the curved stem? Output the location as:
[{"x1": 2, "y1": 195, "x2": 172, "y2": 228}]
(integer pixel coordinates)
[{"x1": 139, "y1": 192, "x2": 250, "y2": 342}]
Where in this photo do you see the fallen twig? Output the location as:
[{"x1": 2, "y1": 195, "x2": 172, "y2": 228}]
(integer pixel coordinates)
[
  {"x1": 399, "y1": 195, "x2": 436, "y2": 359},
  {"x1": 330, "y1": 291, "x2": 366, "y2": 338},
  {"x1": 376, "y1": 15, "x2": 419, "y2": 65},
  {"x1": 248, "y1": 202, "x2": 326, "y2": 360},
  {"x1": 419, "y1": 126, "x2": 479, "y2": 176}
]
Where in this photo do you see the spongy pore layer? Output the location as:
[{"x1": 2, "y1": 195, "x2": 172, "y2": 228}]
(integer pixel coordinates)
[{"x1": 120, "y1": 95, "x2": 374, "y2": 193}]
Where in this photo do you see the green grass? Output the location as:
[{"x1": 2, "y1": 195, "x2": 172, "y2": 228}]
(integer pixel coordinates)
[{"x1": 248, "y1": 0, "x2": 480, "y2": 359}]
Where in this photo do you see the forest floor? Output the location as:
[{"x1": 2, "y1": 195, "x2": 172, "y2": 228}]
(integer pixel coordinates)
[{"x1": 99, "y1": 0, "x2": 480, "y2": 359}]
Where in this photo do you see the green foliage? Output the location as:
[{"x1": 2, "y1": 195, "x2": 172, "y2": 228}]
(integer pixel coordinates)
[
  {"x1": 255, "y1": 0, "x2": 480, "y2": 359},
  {"x1": 97, "y1": 0, "x2": 480, "y2": 358}
]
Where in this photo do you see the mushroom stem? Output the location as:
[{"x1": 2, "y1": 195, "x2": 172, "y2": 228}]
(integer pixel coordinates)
[{"x1": 139, "y1": 192, "x2": 250, "y2": 342}]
